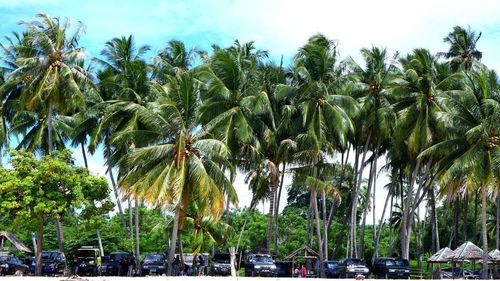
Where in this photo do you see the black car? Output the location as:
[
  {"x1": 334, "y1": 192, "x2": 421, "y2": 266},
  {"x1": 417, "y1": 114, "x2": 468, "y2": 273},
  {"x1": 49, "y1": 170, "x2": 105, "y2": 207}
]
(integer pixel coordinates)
[
  {"x1": 244, "y1": 253, "x2": 277, "y2": 277},
  {"x1": 0, "y1": 255, "x2": 29, "y2": 276},
  {"x1": 371, "y1": 258, "x2": 410, "y2": 279},
  {"x1": 141, "y1": 253, "x2": 166, "y2": 276},
  {"x1": 102, "y1": 252, "x2": 129, "y2": 276},
  {"x1": 315, "y1": 260, "x2": 341, "y2": 278},
  {"x1": 39, "y1": 251, "x2": 66, "y2": 276},
  {"x1": 211, "y1": 253, "x2": 232, "y2": 276},
  {"x1": 73, "y1": 246, "x2": 102, "y2": 276},
  {"x1": 275, "y1": 261, "x2": 293, "y2": 277},
  {"x1": 338, "y1": 258, "x2": 370, "y2": 278}
]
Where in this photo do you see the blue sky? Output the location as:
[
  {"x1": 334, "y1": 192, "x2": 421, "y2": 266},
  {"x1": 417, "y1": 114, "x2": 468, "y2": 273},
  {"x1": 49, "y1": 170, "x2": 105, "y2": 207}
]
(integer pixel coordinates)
[{"x1": 1, "y1": 0, "x2": 500, "y2": 219}]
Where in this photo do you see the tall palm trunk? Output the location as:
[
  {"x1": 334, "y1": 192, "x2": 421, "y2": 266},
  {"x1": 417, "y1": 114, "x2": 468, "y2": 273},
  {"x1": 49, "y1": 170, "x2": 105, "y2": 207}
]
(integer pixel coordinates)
[
  {"x1": 496, "y1": 193, "x2": 500, "y2": 249},
  {"x1": 400, "y1": 157, "x2": 422, "y2": 260},
  {"x1": 312, "y1": 189, "x2": 325, "y2": 278},
  {"x1": 372, "y1": 188, "x2": 391, "y2": 262},
  {"x1": 106, "y1": 140, "x2": 126, "y2": 230},
  {"x1": 266, "y1": 174, "x2": 278, "y2": 253},
  {"x1": 274, "y1": 162, "x2": 286, "y2": 256},
  {"x1": 47, "y1": 102, "x2": 66, "y2": 259},
  {"x1": 481, "y1": 187, "x2": 489, "y2": 279},
  {"x1": 359, "y1": 161, "x2": 374, "y2": 258},
  {"x1": 322, "y1": 189, "x2": 328, "y2": 260},
  {"x1": 167, "y1": 205, "x2": 180, "y2": 276},
  {"x1": 135, "y1": 199, "x2": 140, "y2": 258},
  {"x1": 495, "y1": 192, "x2": 500, "y2": 249},
  {"x1": 129, "y1": 198, "x2": 133, "y2": 240},
  {"x1": 463, "y1": 193, "x2": 468, "y2": 242},
  {"x1": 351, "y1": 132, "x2": 371, "y2": 257},
  {"x1": 81, "y1": 143, "x2": 89, "y2": 169},
  {"x1": 474, "y1": 191, "x2": 479, "y2": 243}
]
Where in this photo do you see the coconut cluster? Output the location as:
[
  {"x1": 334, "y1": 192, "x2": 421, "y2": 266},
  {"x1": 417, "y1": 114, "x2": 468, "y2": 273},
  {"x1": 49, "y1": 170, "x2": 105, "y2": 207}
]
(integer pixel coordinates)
[{"x1": 486, "y1": 135, "x2": 499, "y2": 150}]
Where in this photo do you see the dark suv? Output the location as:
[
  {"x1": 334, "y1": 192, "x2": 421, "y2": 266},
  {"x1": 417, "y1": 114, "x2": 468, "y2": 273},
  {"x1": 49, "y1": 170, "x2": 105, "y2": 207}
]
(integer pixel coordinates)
[
  {"x1": 102, "y1": 252, "x2": 129, "y2": 276},
  {"x1": 211, "y1": 253, "x2": 232, "y2": 276},
  {"x1": 40, "y1": 251, "x2": 66, "y2": 275},
  {"x1": 244, "y1": 253, "x2": 277, "y2": 277},
  {"x1": 0, "y1": 255, "x2": 29, "y2": 276},
  {"x1": 73, "y1": 246, "x2": 102, "y2": 276},
  {"x1": 315, "y1": 260, "x2": 341, "y2": 278},
  {"x1": 141, "y1": 253, "x2": 166, "y2": 276},
  {"x1": 371, "y1": 258, "x2": 410, "y2": 279},
  {"x1": 338, "y1": 258, "x2": 370, "y2": 278}
]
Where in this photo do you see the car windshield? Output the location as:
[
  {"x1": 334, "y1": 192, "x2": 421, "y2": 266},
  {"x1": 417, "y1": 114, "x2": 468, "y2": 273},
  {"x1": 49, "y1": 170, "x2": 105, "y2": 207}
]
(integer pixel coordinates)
[
  {"x1": 326, "y1": 262, "x2": 338, "y2": 269},
  {"x1": 42, "y1": 252, "x2": 57, "y2": 260},
  {"x1": 214, "y1": 254, "x2": 230, "y2": 263},
  {"x1": 110, "y1": 253, "x2": 127, "y2": 261},
  {"x1": 254, "y1": 255, "x2": 273, "y2": 263},
  {"x1": 76, "y1": 250, "x2": 95, "y2": 258},
  {"x1": 346, "y1": 259, "x2": 363, "y2": 265},
  {"x1": 144, "y1": 254, "x2": 163, "y2": 262},
  {"x1": 386, "y1": 259, "x2": 407, "y2": 266}
]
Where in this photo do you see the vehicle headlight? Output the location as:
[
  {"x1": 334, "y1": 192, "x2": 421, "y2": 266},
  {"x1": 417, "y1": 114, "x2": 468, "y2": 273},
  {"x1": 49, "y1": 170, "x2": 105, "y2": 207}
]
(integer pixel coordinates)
[
  {"x1": 89, "y1": 261, "x2": 94, "y2": 265},
  {"x1": 158, "y1": 266, "x2": 165, "y2": 269},
  {"x1": 404, "y1": 269, "x2": 410, "y2": 273},
  {"x1": 255, "y1": 265, "x2": 261, "y2": 269},
  {"x1": 389, "y1": 269, "x2": 396, "y2": 273},
  {"x1": 348, "y1": 268, "x2": 356, "y2": 272},
  {"x1": 363, "y1": 268, "x2": 369, "y2": 272},
  {"x1": 270, "y1": 265, "x2": 276, "y2": 270}
]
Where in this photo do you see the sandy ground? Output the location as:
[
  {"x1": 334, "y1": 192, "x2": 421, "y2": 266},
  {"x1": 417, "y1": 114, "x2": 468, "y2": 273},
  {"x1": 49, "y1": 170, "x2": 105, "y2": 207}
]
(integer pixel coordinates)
[{"x1": 0, "y1": 276, "x2": 423, "y2": 281}]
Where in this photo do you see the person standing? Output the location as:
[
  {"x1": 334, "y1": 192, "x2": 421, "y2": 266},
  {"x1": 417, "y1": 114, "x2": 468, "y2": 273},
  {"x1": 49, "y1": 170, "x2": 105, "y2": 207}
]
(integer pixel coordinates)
[
  {"x1": 301, "y1": 264, "x2": 307, "y2": 278},
  {"x1": 127, "y1": 252, "x2": 136, "y2": 277}
]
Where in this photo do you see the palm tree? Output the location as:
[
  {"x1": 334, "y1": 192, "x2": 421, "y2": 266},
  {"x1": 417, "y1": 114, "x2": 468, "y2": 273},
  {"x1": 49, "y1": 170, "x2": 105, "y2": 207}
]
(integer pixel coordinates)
[
  {"x1": 287, "y1": 34, "x2": 356, "y2": 260},
  {"x1": 118, "y1": 71, "x2": 237, "y2": 276},
  {"x1": 152, "y1": 40, "x2": 198, "y2": 82},
  {"x1": 421, "y1": 66, "x2": 499, "y2": 278},
  {"x1": 440, "y1": 26, "x2": 482, "y2": 71},
  {"x1": 346, "y1": 46, "x2": 397, "y2": 257},
  {"x1": 87, "y1": 35, "x2": 151, "y2": 230},
  {"x1": 391, "y1": 49, "x2": 462, "y2": 259},
  {"x1": 196, "y1": 40, "x2": 269, "y2": 247},
  {"x1": 8, "y1": 14, "x2": 90, "y2": 264}
]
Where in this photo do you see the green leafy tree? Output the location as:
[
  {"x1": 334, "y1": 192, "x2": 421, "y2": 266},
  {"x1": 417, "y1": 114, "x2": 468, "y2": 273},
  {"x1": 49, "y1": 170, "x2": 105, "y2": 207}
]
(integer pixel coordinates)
[{"x1": 0, "y1": 149, "x2": 109, "y2": 275}]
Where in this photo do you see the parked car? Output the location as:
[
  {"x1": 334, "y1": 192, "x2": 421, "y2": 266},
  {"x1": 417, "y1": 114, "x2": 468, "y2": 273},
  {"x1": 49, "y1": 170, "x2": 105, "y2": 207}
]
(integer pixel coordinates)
[
  {"x1": 371, "y1": 258, "x2": 410, "y2": 279},
  {"x1": 141, "y1": 253, "x2": 166, "y2": 276},
  {"x1": 275, "y1": 261, "x2": 293, "y2": 277},
  {"x1": 102, "y1": 251, "x2": 128, "y2": 276},
  {"x1": 73, "y1": 246, "x2": 102, "y2": 276},
  {"x1": 244, "y1": 253, "x2": 277, "y2": 277},
  {"x1": 338, "y1": 258, "x2": 370, "y2": 278},
  {"x1": 315, "y1": 260, "x2": 341, "y2": 278},
  {"x1": 39, "y1": 251, "x2": 66, "y2": 276},
  {"x1": 210, "y1": 253, "x2": 232, "y2": 276},
  {"x1": 442, "y1": 267, "x2": 477, "y2": 279},
  {"x1": 0, "y1": 255, "x2": 29, "y2": 276}
]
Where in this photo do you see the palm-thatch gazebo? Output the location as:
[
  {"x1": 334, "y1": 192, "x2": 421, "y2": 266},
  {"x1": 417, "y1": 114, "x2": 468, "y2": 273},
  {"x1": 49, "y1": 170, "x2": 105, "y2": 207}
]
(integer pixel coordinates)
[
  {"x1": 0, "y1": 231, "x2": 31, "y2": 253},
  {"x1": 489, "y1": 249, "x2": 500, "y2": 278},
  {"x1": 285, "y1": 245, "x2": 319, "y2": 277},
  {"x1": 448, "y1": 241, "x2": 489, "y2": 279},
  {"x1": 427, "y1": 247, "x2": 453, "y2": 279}
]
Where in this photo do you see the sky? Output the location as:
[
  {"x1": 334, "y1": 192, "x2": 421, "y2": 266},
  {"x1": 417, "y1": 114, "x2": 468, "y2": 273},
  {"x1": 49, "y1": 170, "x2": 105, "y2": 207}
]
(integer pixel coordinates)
[{"x1": 1, "y1": 0, "x2": 500, "y2": 223}]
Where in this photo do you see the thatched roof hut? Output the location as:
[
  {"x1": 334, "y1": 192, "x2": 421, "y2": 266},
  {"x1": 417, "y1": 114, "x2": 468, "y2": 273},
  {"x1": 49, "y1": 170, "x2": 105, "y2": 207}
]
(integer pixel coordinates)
[
  {"x1": 285, "y1": 245, "x2": 319, "y2": 260},
  {"x1": 427, "y1": 247, "x2": 453, "y2": 263},
  {"x1": 448, "y1": 241, "x2": 489, "y2": 261},
  {"x1": 0, "y1": 231, "x2": 32, "y2": 252},
  {"x1": 489, "y1": 249, "x2": 500, "y2": 262}
]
